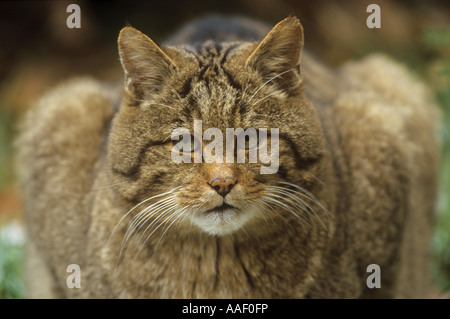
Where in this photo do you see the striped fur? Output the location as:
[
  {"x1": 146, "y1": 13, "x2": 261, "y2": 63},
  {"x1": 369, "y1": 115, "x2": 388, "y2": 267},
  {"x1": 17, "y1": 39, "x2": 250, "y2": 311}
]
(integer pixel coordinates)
[{"x1": 18, "y1": 16, "x2": 441, "y2": 298}]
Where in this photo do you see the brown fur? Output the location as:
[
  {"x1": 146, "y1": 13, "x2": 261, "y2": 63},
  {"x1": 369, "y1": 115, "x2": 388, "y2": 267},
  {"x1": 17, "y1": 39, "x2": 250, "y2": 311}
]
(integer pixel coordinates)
[{"x1": 17, "y1": 16, "x2": 441, "y2": 298}]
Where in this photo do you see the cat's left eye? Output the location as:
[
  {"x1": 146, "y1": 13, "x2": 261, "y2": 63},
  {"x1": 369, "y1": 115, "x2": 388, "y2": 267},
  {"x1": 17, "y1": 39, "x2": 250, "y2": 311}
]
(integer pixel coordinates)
[
  {"x1": 172, "y1": 134, "x2": 201, "y2": 153},
  {"x1": 237, "y1": 130, "x2": 265, "y2": 150}
]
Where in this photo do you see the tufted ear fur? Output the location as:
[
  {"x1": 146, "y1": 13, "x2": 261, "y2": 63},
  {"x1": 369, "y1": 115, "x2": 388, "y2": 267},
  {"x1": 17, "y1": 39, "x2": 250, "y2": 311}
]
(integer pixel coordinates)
[
  {"x1": 118, "y1": 26, "x2": 177, "y2": 101},
  {"x1": 245, "y1": 16, "x2": 304, "y2": 93}
]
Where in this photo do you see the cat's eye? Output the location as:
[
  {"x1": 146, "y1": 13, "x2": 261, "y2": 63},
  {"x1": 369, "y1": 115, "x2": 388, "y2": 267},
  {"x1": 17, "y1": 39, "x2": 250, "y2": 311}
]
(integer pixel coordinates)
[
  {"x1": 172, "y1": 134, "x2": 201, "y2": 153},
  {"x1": 237, "y1": 130, "x2": 265, "y2": 150}
]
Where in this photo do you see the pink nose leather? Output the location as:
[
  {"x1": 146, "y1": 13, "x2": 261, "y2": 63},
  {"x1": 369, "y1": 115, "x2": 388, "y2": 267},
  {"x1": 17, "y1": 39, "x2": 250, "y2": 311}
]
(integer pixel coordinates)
[{"x1": 209, "y1": 177, "x2": 236, "y2": 196}]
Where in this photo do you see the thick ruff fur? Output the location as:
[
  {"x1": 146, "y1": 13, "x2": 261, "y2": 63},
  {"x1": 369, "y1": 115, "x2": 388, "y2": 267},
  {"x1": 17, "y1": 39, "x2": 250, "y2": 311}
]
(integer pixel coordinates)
[{"x1": 17, "y1": 16, "x2": 441, "y2": 298}]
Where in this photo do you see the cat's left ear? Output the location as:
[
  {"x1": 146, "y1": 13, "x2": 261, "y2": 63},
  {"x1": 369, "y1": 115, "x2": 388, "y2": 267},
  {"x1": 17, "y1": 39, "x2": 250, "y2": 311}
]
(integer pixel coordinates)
[
  {"x1": 245, "y1": 16, "x2": 303, "y2": 93},
  {"x1": 118, "y1": 26, "x2": 177, "y2": 99}
]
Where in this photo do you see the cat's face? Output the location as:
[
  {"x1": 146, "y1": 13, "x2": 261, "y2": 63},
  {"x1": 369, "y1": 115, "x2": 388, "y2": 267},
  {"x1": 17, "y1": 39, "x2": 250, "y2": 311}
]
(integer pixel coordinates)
[{"x1": 108, "y1": 17, "x2": 326, "y2": 237}]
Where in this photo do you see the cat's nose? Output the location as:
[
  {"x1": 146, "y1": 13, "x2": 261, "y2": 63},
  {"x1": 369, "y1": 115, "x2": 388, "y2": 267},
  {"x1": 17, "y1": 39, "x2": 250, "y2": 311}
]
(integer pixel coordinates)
[{"x1": 209, "y1": 177, "x2": 236, "y2": 197}]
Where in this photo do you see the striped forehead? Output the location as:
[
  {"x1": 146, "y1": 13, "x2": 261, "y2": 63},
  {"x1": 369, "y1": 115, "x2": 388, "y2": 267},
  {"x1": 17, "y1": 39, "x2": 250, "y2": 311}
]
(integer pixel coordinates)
[
  {"x1": 179, "y1": 42, "x2": 244, "y2": 123},
  {"x1": 191, "y1": 41, "x2": 240, "y2": 68}
]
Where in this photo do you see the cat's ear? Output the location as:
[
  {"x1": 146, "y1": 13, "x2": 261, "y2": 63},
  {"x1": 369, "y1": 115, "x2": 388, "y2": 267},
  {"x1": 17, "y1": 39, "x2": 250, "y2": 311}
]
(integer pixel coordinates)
[
  {"x1": 245, "y1": 16, "x2": 303, "y2": 93},
  {"x1": 118, "y1": 26, "x2": 177, "y2": 99}
]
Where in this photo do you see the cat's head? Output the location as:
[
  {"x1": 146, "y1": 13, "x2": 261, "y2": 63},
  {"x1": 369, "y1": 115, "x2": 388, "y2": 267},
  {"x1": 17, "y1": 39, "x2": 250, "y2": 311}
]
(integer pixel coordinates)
[{"x1": 108, "y1": 16, "x2": 327, "y2": 237}]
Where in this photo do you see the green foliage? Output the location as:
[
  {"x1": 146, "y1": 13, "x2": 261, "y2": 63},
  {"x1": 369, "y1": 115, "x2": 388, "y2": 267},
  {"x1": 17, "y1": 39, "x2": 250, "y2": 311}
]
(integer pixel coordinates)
[
  {"x1": 0, "y1": 223, "x2": 25, "y2": 299},
  {"x1": 423, "y1": 28, "x2": 450, "y2": 49},
  {"x1": 423, "y1": 26, "x2": 450, "y2": 293},
  {"x1": 0, "y1": 109, "x2": 14, "y2": 189}
]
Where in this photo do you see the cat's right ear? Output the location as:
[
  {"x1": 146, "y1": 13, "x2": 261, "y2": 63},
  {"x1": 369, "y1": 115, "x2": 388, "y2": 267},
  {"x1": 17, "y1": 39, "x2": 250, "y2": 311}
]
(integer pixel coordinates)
[
  {"x1": 118, "y1": 26, "x2": 177, "y2": 100},
  {"x1": 245, "y1": 16, "x2": 303, "y2": 94}
]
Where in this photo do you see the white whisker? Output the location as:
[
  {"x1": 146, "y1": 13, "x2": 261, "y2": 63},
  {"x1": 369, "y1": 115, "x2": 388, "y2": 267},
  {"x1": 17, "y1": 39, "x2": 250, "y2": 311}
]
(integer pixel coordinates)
[
  {"x1": 247, "y1": 68, "x2": 294, "y2": 103},
  {"x1": 304, "y1": 170, "x2": 325, "y2": 186},
  {"x1": 279, "y1": 182, "x2": 331, "y2": 218},
  {"x1": 93, "y1": 179, "x2": 131, "y2": 190},
  {"x1": 121, "y1": 197, "x2": 178, "y2": 255},
  {"x1": 148, "y1": 103, "x2": 176, "y2": 110},
  {"x1": 261, "y1": 195, "x2": 308, "y2": 232},
  {"x1": 135, "y1": 208, "x2": 181, "y2": 256},
  {"x1": 124, "y1": 195, "x2": 178, "y2": 239},
  {"x1": 110, "y1": 187, "x2": 181, "y2": 270},
  {"x1": 107, "y1": 186, "x2": 181, "y2": 249},
  {"x1": 123, "y1": 201, "x2": 179, "y2": 257},
  {"x1": 167, "y1": 83, "x2": 183, "y2": 103},
  {"x1": 154, "y1": 206, "x2": 190, "y2": 249},
  {"x1": 251, "y1": 91, "x2": 278, "y2": 106},
  {"x1": 116, "y1": 203, "x2": 177, "y2": 270},
  {"x1": 266, "y1": 186, "x2": 326, "y2": 230}
]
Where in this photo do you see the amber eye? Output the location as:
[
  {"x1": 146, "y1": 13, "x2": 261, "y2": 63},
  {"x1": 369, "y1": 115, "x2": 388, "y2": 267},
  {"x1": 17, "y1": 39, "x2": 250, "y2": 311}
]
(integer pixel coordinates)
[
  {"x1": 237, "y1": 130, "x2": 265, "y2": 150},
  {"x1": 173, "y1": 134, "x2": 201, "y2": 153}
]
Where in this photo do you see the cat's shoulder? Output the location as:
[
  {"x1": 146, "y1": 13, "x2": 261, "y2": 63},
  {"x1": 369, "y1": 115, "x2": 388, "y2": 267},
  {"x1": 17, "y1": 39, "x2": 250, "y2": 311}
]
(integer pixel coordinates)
[
  {"x1": 18, "y1": 77, "x2": 118, "y2": 143},
  {"x1": 338, "y1": 53, "x2": 441, "y2": 135},
  {"x1": 16, "y1": 77, "x2": 118, "y2": 183},
  {"x1": 341, "y1": 53, "x2": 435, "y2": 106}
]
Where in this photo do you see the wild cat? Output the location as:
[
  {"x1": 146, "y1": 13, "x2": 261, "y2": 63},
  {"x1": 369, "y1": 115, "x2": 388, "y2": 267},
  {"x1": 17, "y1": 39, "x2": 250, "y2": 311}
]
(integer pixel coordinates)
[{"x1": 17, "y1": 15, "x2": 441, "y2": 298}]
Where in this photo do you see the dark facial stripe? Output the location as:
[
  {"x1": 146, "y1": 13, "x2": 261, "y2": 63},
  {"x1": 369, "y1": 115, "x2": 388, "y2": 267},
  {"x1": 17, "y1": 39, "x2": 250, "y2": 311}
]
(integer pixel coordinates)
[
  {"x1": 179, "y1": 77, "x2": 193, "y2": 98},
  {"x1": 180, "y1": 43, "x2": 243, "y2": 99},
  {"x1": 221, "y1": 68, "x2": 242, "y2": 91},
  {"x1": 211, "y1": 42, "x2": 223, "y2": 56},
  {"x1": 125, "y1": 170, "x2": 170, "y2": 205},
  {"x1": 179, "y1": 48, "x2": 203, "y2": 99},
  {"x1": 278, "y1": 133, "x2": 323, "y2": 170},
  {"x1": 220, "y1": 43, "x2": 243, "y2": 91},
  {"x1": 111, "y1": 139, "x2": 169, "y2": 178},
  {"x1": 220, "y1": 43, "x2": 240, "y2": 65},
  {"x1": 198, "y1": 64, "x2": 209, "y2": 80},
  {"x1": 185, "y1": 48, "x2": 204, "y2": 69}
]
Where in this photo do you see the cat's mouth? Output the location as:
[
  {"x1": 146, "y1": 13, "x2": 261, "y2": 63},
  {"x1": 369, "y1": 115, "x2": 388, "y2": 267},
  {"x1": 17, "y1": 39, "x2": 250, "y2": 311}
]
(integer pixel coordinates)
[
  {"x1": 190, "y1": 201, "x2": 253, "y2": 236},
  {"x1": 205, "y1": 203, "x2": 237, "y2": 214}
]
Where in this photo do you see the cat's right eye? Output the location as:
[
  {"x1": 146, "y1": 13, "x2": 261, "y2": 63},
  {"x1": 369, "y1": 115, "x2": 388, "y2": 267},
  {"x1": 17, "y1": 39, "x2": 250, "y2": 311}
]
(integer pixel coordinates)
[
  {"x1": 172, "y1": 134, "x2": 201, "y2": 153},
  {"x1": 236, "y1": 130, "x2": 265, "y2": 151}
]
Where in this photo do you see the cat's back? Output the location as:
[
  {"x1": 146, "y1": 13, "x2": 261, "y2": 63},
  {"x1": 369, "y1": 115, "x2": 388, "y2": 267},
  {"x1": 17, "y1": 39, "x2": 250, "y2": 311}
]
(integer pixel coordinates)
[
  {"x1": 17, "y1": 78, "x2": 117, "y2": 296},
  {"x1": 305, "y1": 53, "x2": 441, "y2": 297},
  {"x1": 18, "y1": 77, "x2": 117, "y2": 206},
  {"x1": 304, "y1": 52, "x2": 441, "y2": 174},
  {"x1": 165, "y1": 15, "x2": 270, "y2": 45},
  {"x1": 333, "y1": 53, "x2": 441, "y2": 183}
]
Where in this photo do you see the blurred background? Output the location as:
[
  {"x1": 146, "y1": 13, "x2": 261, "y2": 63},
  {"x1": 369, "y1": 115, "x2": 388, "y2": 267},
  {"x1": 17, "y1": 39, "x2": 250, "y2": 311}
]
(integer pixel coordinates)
[{"x1": 0, "y1": 0, "x2": 449, "y2": 298}]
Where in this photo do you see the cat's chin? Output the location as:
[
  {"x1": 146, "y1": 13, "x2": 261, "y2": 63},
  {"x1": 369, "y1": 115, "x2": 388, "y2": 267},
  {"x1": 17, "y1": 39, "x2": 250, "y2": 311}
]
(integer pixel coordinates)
[{"x1": 190, "y1": 206, "x2": 256, "y2": 236}]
